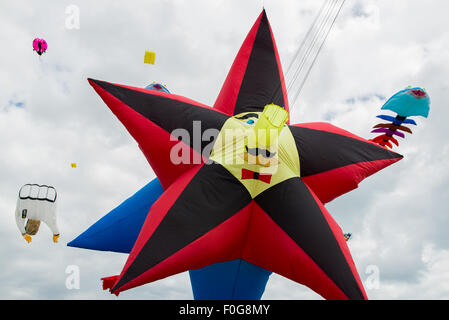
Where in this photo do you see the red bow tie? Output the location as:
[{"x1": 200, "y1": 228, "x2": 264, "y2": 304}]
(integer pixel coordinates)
[{"x1": 241, "y1": 168, "x2": 272, "y2": 184}]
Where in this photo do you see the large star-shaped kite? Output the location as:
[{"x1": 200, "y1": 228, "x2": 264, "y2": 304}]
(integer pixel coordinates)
[{"x1": 88, "y1": 10, "x2": 402, "y2": 300}]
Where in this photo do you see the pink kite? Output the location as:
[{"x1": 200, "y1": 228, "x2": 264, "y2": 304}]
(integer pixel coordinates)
[{"x1": 32, "y1": 38, "x2": 47, "y2": 56}]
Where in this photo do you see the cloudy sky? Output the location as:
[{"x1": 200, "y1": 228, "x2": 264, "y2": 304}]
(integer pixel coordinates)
[{"x1": 1, "y1": 0, "x2": 448, "y2": 300}]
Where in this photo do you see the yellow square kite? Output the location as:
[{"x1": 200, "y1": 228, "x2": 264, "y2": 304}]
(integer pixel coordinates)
[{"x1": 144, "y1": 51, "x2": 156, "y2": 64}]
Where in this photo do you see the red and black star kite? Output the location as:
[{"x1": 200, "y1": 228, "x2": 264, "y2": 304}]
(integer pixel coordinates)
[{"x1": 90, "y1": 10, "x2": 402, "y2": 300}]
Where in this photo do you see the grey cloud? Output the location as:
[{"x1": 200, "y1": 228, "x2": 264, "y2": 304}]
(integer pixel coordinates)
[{"x1": 0, "y1": 0, "x2": 448, "y2": 300}]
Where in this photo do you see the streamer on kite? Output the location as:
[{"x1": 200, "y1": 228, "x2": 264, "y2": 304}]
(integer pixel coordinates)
[
  {"x1": 370, "y1": 87, "x2": 430, "y2": 149},
  {"x1": 32, "y1": 38, "x2": 47, "y2": 56},
  {"x1": 15, "y1": 184, "x2": 60, "y2": 243}
]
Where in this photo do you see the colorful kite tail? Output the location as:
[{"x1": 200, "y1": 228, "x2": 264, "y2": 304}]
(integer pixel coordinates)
[{"x1": 369, "y1": 115, "x2": 416, "y2": 149}]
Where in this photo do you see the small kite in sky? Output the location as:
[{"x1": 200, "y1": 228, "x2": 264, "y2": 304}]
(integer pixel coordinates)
[
  {"x1": 144, "y1": 51, "x2": 156, "y2": 64},
  {"x1": 32, "y1": 38, "x2": 47, "y2": 56},
  {"x1": 16, "y1": 184, "x2": 59, "y2": 243},
  {"x1": 371, "y1": 87, "x2": 430, "y2": 149}
]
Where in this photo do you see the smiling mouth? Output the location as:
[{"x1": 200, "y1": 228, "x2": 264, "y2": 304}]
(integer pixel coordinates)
[{"x1": 245, "y1": 146, "x2": 276, "y2": 158}]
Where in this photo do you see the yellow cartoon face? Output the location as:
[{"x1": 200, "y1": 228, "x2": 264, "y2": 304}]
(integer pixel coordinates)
[{"x1": 209, "y1": 104, "x2": 300, "y2": 198}]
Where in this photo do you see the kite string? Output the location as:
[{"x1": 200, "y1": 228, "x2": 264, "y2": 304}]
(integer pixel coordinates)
[
  {"x1": 286, "y1": 0, "x2": 338, "y2": 95},
  {"x1": 290, "y1": 0, "x2": 346, "y2": 108},
  {"x1": 283, "y1": 0, "x2": 329, "y2": 80},
  {"x1": 270, "y1": 0, "x2": 346, "y2": 115},
  {"x1": 270, "y1": 0, "x2": 335, "y2": 106}
]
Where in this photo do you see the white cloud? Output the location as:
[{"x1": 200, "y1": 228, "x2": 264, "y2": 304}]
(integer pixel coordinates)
[{"x1": 0, "y1": 0, "x2": 448, "y2": 300}]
